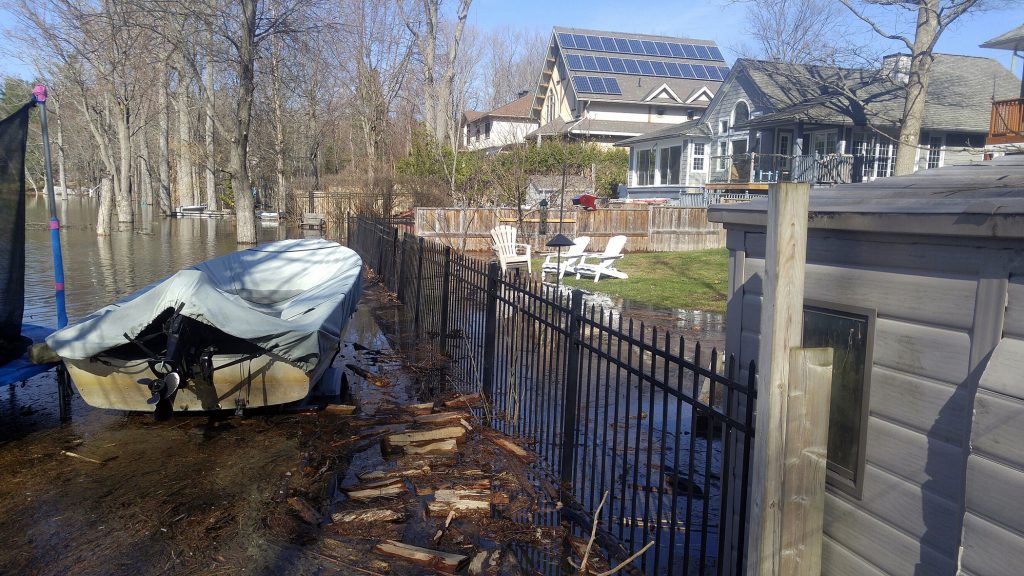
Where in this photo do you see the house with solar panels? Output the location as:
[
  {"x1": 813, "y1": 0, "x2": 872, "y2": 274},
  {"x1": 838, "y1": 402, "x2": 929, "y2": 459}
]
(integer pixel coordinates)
[
  {"x1": 461, "y1": 91, "x2": 538, "y2": 151},
  {"x1": 527, "y1": 27, "x2": 729, "y2": 147},
  {"x1": 616, "y1": 53, "x2": 1020, "y2": 204}
]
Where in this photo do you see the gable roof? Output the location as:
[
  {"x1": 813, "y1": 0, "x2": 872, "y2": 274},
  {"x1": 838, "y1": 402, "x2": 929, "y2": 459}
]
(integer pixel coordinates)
[
  {"x1": 464, "y1": 93, "x2": 536, "y2": 124},
  {"x1": 731, "y1": 54, "x2": 1019, "y2": 134},
  {"x1": 531, "y1": 27, "x2": 729, "y2": 118},
  {"x1": 980, "y1": 24, "x2": 1024, "y2": 51},
  {"x1": 615, "y1": 119, "x2": 712, "y2": 146}
]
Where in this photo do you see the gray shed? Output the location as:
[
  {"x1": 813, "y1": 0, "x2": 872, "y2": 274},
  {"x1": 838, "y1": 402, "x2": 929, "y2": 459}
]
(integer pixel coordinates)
[{"x1": 709, "y1": 155, "x2": 1024, "y2": 575}]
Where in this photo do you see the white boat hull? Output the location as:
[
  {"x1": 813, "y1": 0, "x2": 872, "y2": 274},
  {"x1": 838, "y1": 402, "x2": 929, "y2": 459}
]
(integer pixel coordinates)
[{"x1": 65, "y1": 352, "x2": 324, "y2": 412}]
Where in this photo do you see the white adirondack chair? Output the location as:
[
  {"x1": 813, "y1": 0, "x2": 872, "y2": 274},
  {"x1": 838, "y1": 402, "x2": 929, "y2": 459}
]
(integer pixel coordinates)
[
  {"x1": 539, "y1": 236, "x2": 591, "y2": 281},
  {"x1": 490, "y1": 225, "x2": 532, "y2": 273},
  {"x1": 575, "y1": 235, "x2": 628, "y2": 282}
]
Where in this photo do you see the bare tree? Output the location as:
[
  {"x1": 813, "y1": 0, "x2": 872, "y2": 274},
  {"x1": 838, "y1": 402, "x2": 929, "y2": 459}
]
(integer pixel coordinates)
[
  {"x1": 399, "y1": 0, "x2": 472, "y2": 149},
  {"x1": 484, "y1": 27, "x2": 545, "y2": 108},
  {"x1": 738, "y1": 0, "x2": 856, "y2": 64},
  {"x1": 837, "y1": 0, "x2": 1004, "y2": 175}
]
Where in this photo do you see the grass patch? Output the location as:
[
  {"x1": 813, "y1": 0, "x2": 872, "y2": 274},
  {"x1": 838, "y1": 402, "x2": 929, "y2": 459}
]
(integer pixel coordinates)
[{"x1": 538, "y1": 249, "x2": 730, "y2": 313}]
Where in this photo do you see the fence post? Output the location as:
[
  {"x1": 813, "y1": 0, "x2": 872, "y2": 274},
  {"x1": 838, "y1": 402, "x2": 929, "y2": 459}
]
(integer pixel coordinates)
[
  {"x1": 481, "y1": 262, "x2": 500, "y2": 418},
  {"x1": 397, "y1": 234, "x2": 407, "y2": 301},
  {"x1": 559, "y1": 289, "x2": 584, "y2": 487},
  {"x1": 377, "y1": 222, "x2": 386, "y2": 275},
  {"x1": 747, "y1": 181, "x2": 811, "y2": 576},
  {"x1": 438, "y1": 245, "x2": 452, "y2": 355},
  {"x1": 391, "y1": 226, "x2": 399, "y2": 291},
  {"x1": 779, "y1": 347, "x2": 833, "y2": 576},
  {"x1": 414, "y1": 237, "x2": 425, "y2": 335}
]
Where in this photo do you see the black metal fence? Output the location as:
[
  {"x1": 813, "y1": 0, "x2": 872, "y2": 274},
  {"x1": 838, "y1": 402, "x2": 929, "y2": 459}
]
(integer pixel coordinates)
[{"x1": 347, "y1": 216, "x2": 757, "y2": 575}]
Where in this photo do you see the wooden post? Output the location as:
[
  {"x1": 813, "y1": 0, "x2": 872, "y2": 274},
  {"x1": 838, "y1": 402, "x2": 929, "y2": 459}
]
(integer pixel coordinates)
[
  {"x1": 779, "y1": 347, "x2": 833, "y2": 576},
  {"x1": 747, "y1": 181, "x2": 811, "y2": 575}
]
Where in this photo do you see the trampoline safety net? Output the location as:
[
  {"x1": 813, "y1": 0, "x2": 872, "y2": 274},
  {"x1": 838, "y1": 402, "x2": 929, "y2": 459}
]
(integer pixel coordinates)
[{"x1": 0, "y1": 103, "x2": 32, "y2": 364}]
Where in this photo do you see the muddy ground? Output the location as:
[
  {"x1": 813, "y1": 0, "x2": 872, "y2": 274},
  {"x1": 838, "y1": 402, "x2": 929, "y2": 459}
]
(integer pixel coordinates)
[{"x1": 0, "y1": 284, "x2": 596, "y2": 576}]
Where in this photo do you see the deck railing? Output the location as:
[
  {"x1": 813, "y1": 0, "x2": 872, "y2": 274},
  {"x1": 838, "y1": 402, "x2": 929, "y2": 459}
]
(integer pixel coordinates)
[
  {"x1": 348, "y1": 216, "x2": 758, "y2": 575},
  {"x1": 710, "y1": 153, "x2": 857, "y2": 186},
  {"x1": 988, "y1": 98, "x2": 1024, "y2": 145}
]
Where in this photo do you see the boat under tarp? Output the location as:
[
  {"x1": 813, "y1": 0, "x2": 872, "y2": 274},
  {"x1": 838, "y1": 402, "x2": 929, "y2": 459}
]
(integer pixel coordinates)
[{"x1": 47, "y1": 238, "x2": 363, "y2": 412}]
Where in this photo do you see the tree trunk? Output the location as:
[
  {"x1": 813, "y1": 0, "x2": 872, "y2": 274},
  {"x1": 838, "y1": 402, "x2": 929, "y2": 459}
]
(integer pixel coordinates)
[
  {"x1": 158, "y1": 78, "x2": 172, "y2": 215},
  {"x1": 53, "y1": 93, "x2": 68, "y2": 200},
  {"x1": 174, "y1": 71, "x2": 195, "y2": 208},
  {"x1": 97, "y1": 175, "x2": 114, "y2": 235},
  {"x1": 115, "y1": 101, "x2": 134, "y2": 223},
  {"x1": 893, "y1": 0, "x2": 938, "y2": 176},
  {"x1": 205, "y1": 59, "x2": 218, "y2": 210},
  {"x1": 231, "y1": 0, "x2": 258, "y2": 244},
  {"x1": 271, "y1": 31, "x2": 287, "y2": 212},
  {"x1": 139, "y1": 136, "x2": 154, "y2": 208}
]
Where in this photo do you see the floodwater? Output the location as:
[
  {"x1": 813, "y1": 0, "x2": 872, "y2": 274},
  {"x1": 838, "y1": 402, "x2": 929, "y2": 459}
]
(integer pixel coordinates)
[
  {"x1": 4, "y1": 196, "x2": 728, "y2": 575},
  {"x1": 2, "y1": 197, "x2": 337, "y2": 575}
]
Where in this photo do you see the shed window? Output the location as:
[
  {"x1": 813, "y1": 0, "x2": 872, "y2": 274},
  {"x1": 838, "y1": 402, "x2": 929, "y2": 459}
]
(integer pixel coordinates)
[{"x1": 802, "y1": 303, "x2": 874, "y2": 497}]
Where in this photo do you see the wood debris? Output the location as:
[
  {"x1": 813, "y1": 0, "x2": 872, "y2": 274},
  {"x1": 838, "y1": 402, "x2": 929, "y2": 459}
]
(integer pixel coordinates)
[
  {"x1": 402, "y1": 439, "x2": 457, "y2": 456},
  {"x1": 490, "y1": 437, "x2": 536, "y2": 463},
  {"x1": 385, "y1": 426, "x2": 466, "y2": 447},
  {"x1": 404, "y1": 402, "x2": 435, "y2": 415},
  {"x1": 357, "y1": 464, "x2": 431, "y2": 482},
  {"x1": 331, "y1": 508, "x2": 407, "y2": 523},
  {"x1": 324, "y1": 404, "x2": 357, "y2": 416},
  {"x1": 372, "y1": 540, "x2": 469, "y2": 574},
  {"x1": 344, "y1": 477, "x2": 408, "y2": 500},
  {"x1": 287, "y1": 496, "x2": 322, "y2": 524},
  {"x1": 413, "y1": 411, "x2": 469, "y2": 426},
  {"x1": 443, "y1": 393, "x2": 482, "y2": 408}
]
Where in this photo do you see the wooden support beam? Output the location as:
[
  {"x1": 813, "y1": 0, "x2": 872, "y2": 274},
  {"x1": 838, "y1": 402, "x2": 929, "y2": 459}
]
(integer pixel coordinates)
[
  {"x1": 748, "y1": 181, "x2": 811, "y2": 576},
  {"x1": 779, "y1": 347, "x2": 833, "y2": 576}
]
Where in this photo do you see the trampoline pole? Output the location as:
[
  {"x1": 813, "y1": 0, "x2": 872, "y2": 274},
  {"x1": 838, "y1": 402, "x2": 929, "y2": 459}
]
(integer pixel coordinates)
[{"x1": 32, "y1": 85, "x2": 68, "y2": 330}]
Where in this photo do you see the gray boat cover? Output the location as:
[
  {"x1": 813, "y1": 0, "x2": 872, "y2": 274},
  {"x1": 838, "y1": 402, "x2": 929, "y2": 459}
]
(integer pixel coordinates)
[{"x1": 47, "y1": 239, "x2": 363, "y2": 373}]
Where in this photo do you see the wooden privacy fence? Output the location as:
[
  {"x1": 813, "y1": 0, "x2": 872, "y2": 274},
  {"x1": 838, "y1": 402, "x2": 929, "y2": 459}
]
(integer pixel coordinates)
[{"x1": 414, "y1": 206, "x2": 726, "y2": 252}]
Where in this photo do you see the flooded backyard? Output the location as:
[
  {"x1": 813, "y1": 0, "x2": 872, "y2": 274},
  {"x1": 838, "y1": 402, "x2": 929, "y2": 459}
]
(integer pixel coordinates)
[{"x1": 3, "y1": 197, "x2": 729, "y2": 575}]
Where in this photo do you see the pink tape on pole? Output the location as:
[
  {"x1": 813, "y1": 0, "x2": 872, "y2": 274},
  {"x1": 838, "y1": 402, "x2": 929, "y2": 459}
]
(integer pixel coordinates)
[
  {"x1": 33, "y1": 85, "x2": 47, "y2": 103},
  {"x1": 49, "y1": 220, "x2": 60, "y2": 230},
  {"x1": 55, "y1": 282, "x2": 64, "y2": 291}
]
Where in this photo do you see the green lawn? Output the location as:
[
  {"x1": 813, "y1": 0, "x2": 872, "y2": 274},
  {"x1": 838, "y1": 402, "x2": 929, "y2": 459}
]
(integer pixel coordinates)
[{"x1": 536, "y1": 249, "x2": 731, "y2": 313}]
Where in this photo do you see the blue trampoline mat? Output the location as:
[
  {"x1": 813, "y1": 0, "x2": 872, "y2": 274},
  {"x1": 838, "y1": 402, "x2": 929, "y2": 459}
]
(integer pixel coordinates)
[{"x1": 0, "y1": 324, "x2": 58, "y2": 386}]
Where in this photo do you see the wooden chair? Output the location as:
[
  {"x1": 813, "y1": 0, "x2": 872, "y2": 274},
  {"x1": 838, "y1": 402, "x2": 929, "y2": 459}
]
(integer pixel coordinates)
[
  {"x1": 490, "y1": 225, "x2": 531, "y2": 273},
  {"x1": 575, "y1": 235, "x2": 628, "y2": 282},
  {"x1": 539, "y1": 236, "x2": 590, "y2": 281}
]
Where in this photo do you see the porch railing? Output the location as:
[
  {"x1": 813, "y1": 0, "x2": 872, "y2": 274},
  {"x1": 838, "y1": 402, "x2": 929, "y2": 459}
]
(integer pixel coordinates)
[
  {"x1": 988, "y1": 98, "x2": 1024, "y2": 145},
  {"x1": 710, "y1": 153, "x2": 857, "y2": 185}
]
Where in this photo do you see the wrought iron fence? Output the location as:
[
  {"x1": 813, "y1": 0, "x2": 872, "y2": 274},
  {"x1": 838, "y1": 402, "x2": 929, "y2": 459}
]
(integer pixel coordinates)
[{"x1": 347, "y1": 216, "x2": 757, "y2": 575}]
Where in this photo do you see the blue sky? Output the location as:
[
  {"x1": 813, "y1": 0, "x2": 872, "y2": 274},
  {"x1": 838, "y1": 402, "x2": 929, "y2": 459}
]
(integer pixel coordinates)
[{"x1": 1, "y1": 1, "x2": 1021, "y2": 79}]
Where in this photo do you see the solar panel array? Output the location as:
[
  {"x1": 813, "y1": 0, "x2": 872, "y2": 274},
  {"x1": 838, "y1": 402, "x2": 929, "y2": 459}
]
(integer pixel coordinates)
[
  {"x1": 566, "y1": 53, "x2": 730, "y2": 82},
  {"x1": 557, "y1": 32, "x2": 724, "y2": 62},
  {"x1": 571, "y1": 76, "x2": 623, "y2": 95}
]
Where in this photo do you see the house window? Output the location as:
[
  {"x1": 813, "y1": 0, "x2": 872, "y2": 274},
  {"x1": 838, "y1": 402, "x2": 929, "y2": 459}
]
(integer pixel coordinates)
[
  {"x1": 660, "y1": 145, "x2": 681, "y2": 185},
  {"x1": 719, "y1": 119, "x2": 729, "y2": 134},
  {"x1": 637, "y1": 149, "x2": 655, "y2": 186},
  {"x1": 733, "y1": 101, "x2": 749, "y2": 127},
  {"x1": 927, "y1": 135, "x2": 943, "y2": 169},
  {"x1": 687, "y1": 110, "x2": 695, "y2": 120},
  {"x1": 802, "y1": 303, "x2": 874, "y2": 498},
  {"x1": 692, "y1": 143, "x2": 705, "y2": 171},
  {"x1": 813, "y1": 131, "x2": 838, "y2": 156},
  {"x1": 485, "y1": 121, "x2": 491, "y2": 138},
  {"x1": 875, "y1": 141, "x2": 894, "y2": 178},
  {"x1": 717, "y1": 141, "x2": 729, "y2": 170}
]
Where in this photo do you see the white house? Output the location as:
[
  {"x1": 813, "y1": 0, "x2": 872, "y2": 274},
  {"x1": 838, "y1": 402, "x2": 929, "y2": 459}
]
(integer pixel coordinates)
[
  {"x1": 528, "y1": 27, "x2": 728, "y2": 147},
  {"x1": 462, "y1": 92, "x2": 538, "y2": 151}
]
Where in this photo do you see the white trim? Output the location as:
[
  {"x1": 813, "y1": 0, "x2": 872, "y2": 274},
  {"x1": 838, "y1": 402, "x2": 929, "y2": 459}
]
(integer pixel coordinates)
[
  {"x1": 643, "y1": 83, "x2": 683, "y2": 103},
  {"x1": 685, "y1": 85, "x2": 716, "y2": 104}
]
